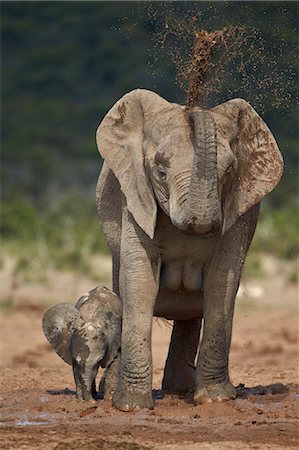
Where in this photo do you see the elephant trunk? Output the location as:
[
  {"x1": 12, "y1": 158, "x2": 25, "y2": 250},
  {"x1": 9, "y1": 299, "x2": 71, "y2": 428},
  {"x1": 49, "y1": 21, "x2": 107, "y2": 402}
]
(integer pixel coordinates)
[
  {"x1": 71, "y1": 325, "x2": 106, "y2": 401},
  {"x1": 73, "y1": 362, "x2": 98, "y2": 401},
  {"x1": 180, "y1": 110, "x2": 222, "y2": 234}
]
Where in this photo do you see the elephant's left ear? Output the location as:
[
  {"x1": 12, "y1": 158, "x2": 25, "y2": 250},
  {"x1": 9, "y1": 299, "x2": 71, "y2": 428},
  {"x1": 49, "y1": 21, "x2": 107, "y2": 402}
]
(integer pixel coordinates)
[
  {"x1": 96, "y1": 89, "x2": 171, "y2": 239},
  {"x1": 42, "y1": 304, "x2": 85, "y2": 365},
  {"x1": 211, "y1": 98, "x2": 284, "y2": 232}
]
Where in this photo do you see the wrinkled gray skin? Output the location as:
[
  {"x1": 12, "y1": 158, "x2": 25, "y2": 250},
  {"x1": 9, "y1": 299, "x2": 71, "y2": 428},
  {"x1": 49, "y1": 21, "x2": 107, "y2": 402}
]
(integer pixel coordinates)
[
  {"x1": 42, "y1": 286, "x2": 121, "y2": 401},
  {"x1": 96, "y1": 89, "x2": 283, "y2": 412}
]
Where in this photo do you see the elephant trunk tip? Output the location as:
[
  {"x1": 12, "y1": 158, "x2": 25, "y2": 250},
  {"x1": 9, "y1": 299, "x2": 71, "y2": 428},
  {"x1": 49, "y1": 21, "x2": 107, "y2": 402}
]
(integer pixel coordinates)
[{"x1": 171, "y1": 213, "x2": 222, "y2": 236}]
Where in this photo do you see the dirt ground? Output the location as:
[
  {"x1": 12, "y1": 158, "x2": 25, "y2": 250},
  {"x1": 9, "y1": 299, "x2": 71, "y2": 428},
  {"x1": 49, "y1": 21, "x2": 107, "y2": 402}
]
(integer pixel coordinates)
[{"x1": 0, "y1": 254, "x2": 298, "y2": 449}]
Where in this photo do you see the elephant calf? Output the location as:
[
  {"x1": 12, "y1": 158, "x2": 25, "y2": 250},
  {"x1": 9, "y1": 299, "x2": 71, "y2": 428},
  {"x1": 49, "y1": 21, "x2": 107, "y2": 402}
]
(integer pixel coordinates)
[{"x1": 42, "y1": 285, "x2": 121, "y2": 401}]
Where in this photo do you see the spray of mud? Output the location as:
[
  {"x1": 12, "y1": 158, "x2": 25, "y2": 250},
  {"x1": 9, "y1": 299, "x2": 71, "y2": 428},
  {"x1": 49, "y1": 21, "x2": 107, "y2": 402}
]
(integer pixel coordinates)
[
  {"x1": 186, "y1": 28, "x2": 227, "y2": 107},
  {"x1": 185, "y1": 26, "x2": 245, "y2": 107},
  {"x1": 145, "y1": 2, "x2": 297, "y2": 114}
]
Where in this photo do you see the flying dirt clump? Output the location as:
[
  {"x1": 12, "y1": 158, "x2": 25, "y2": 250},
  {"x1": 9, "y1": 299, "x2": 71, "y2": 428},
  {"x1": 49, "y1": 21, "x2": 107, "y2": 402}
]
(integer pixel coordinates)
[
  {"x1": 150, "y1": 14, "x2": 246, "y2": 107},
  {"x1": 186, "y1": 27, "x2": 242, "y2": 107},
  {"x1": 145, "y1": 3, "x2": 297, "y2": 114}
]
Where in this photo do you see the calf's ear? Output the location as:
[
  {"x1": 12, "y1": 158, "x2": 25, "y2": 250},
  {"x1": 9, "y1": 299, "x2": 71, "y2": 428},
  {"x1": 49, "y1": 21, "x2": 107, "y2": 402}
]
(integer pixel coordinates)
[{"x1": 42, "y1": 304, "x2": 85, "y2": 365}]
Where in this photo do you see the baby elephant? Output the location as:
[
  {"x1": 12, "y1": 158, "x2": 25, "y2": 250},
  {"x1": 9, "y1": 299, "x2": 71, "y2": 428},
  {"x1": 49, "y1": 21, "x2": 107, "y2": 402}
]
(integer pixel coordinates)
[{"x1": 42, "y1": 285, "x2": 122, "y2": 401}]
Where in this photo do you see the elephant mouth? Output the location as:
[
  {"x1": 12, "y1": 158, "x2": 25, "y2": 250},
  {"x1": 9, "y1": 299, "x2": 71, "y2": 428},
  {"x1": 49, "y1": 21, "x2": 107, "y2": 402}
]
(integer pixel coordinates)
[{"x1": 176, "y1": 220, "x2": 222, "y2": 238}]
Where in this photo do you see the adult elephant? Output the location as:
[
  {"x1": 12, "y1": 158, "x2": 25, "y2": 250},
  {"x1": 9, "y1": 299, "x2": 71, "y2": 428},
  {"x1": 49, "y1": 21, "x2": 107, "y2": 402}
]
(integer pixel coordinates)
[{"x1": 95, "y1": 89, "x2": 283, "y2": 411}]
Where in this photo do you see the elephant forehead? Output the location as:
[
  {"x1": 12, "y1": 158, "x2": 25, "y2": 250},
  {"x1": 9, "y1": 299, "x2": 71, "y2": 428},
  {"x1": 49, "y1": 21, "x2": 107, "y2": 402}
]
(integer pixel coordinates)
[
  {"x1": 160, "y1": 128, "x2": 193, "y2": 147},
  {"x1": 77, "y1": 324, "x2": 104, "y2": 345},
  {"x1": 146, "y1": 127, "x2": 194, "y2": 165},
  {"x1": 79, "y1": 299, "x2": 101, "y2": 322},
  {"x1": 144, "y1": 106, "x2": 191, "y2": 142}
]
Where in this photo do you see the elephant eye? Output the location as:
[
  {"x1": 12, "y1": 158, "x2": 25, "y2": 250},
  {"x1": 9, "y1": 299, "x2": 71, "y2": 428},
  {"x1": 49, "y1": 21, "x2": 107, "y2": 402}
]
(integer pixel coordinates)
[
  {"x1": 157, "y1": 166, "x2": 167, "y2": 181},
  {"x1": 225, "y1": 164, "x2": 233, "y2": 176}
]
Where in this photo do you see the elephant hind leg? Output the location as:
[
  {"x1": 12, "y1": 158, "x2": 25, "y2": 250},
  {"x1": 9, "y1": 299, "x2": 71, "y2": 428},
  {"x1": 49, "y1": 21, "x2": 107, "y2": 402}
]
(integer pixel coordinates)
[{"x1": 162, "y1": 318, "x2": 202, "y2": 395}]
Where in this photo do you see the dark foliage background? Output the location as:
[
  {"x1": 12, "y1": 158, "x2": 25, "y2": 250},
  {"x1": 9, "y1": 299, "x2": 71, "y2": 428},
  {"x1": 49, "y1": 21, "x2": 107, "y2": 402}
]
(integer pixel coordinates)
[{"x1": 1, "y1": 1, "x2": 298, "y2": 269}]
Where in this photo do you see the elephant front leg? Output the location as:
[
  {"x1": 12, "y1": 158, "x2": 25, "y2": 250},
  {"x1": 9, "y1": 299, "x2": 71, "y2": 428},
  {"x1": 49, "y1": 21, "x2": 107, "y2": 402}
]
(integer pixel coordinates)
[
  {"x1": 194, "y1": 254, "x2": 244, "y2": 404},
  {"x1": 113, "y1": 269, "x2": 158, "y2": 411},
  {"x1": 194, "y1": 208, "x2": 258, "y2": 404},
  {"x1": 195, "y1": 321, "x2": 236, "y2": 404},
  {"x1": 162, "y1": 319, "x2": 201, "y2": 395},
  {"x1": 113, "y1": 213, "x2": 160, "y2": 412}
]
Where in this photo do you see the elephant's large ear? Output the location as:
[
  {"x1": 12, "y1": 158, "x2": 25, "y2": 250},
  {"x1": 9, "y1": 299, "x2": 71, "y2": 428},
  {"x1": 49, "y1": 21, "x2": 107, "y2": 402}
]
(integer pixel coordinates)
[
  {"x1": 96, "y1": 89, "x2": 170, "y2": 239},
  {"x1": 211, "y1": 99, "x2": 284, "y2": 232},
  {"x1": 42, "y1": 304, "x2": 85, "y2": 365}
]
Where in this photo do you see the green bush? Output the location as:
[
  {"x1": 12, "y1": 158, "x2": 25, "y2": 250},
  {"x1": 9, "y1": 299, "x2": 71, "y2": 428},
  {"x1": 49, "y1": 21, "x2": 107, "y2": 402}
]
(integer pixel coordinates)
[
  {"x1": 1, "y1": 194, "x2": 109, "y2": 273},
  {"x1": 251, "y1": 205, "x2": 299, "y2": 260},
  {"x1": 1, "y1": 197, "x2": 39, "y2": 240}
]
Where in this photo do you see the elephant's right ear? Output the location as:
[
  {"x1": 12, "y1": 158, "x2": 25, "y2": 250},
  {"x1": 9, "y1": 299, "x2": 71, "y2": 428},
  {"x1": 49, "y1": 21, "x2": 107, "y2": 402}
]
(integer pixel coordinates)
[
  {"x1": 42, "y1": 304, "x2": 85, "y2": 365},
  {"x1": 210, "y1": 98, "x2": 283, "y2": 233},
  {"x1": 96, "y1": 89, "x2": 170, "y2": 239}
]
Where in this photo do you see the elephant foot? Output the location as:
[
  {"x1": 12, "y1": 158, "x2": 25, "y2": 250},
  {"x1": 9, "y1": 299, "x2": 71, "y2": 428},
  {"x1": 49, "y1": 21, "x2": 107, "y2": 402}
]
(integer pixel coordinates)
[
  {"x1": 76, "y1": 391, "x2": 97, "y2": 403},
  {"x1": 162, "y1": 365, "x2": 195, "y2": 395},
  {"x1": 194, "y1": 381, "x2": 236, "y2": 404},
  {"x1": 112, "y1": 390, "x2": 154, "y2": 412}
]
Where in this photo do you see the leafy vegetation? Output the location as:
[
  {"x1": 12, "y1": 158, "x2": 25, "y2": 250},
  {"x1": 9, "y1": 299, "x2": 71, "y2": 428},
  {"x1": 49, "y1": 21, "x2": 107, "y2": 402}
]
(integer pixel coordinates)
[{"x1": 1, "y1": 2, "x2": 298, "y2": 270}]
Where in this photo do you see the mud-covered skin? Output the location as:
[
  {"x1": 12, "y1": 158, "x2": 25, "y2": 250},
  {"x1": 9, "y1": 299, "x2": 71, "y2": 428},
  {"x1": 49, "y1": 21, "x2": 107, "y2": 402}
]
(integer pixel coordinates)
[
  {"x1": 42, "y1": 285, "x2": 122, "y2": 401},
  {"x1": 96, "y1": 89, "x2": 283, "y2": 411},
  {"x1": 70, "y1": 322, "x2": 106, "y2": 401}
]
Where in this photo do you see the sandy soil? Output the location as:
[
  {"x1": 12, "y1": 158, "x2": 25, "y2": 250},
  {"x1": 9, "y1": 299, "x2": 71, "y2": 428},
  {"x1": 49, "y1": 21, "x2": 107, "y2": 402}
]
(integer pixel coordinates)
[{"x1": 0, "y1": 254, "x2": 298, "y2": 449}]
